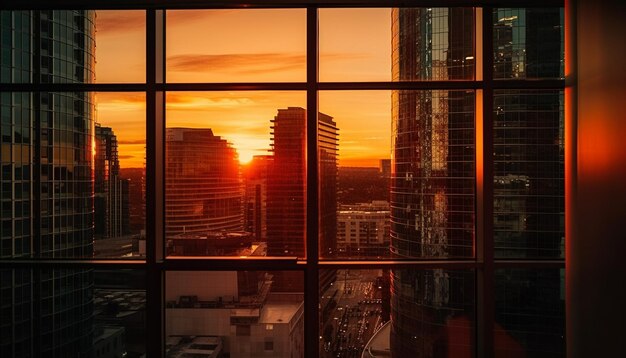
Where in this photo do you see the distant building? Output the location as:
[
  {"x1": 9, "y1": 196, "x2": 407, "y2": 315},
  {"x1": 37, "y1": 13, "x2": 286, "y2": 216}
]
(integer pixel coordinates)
[
  {"x1": 337, "y1": 201, "x2": 390, "y2": 258},
  {"x1": 95, "y1": 123, "x2": 130, "y2": 238},
  {"x1": 165, "y1": 271, "x2": 304, "y2": 358},
  {"x1": 379, "y1": 159, "x2": 391, "y2": 178},
  {"x1": 243, "y1": 155, "x2": 272, "y2": 242},
  {"x1": 165, "y1": 128, "x2": 243, "y2": 239},
  {"x1": 167, "y1": 231, "x2": 254, "y2": 256},
  {"x1": 120, "y1": 167, "x2": 145, "y2": 235}
]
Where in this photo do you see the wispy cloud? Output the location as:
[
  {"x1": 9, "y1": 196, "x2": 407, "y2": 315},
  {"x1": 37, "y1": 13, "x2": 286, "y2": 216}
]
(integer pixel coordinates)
[
  {"x1": 118, "y1": 139, "x2": 146, "y2": 145},
  {"x1": 166, "y1": 10, "x2": 228, "y2": 24},
  {"x1": 96, "y1": 11, "x2": 145, "y2": 34},
  {"x1": 119, "y1": 155, "x2": 136, "y2": 160},
  {"x1": 168, "y1": 53, "x2": 305, "y2": 74},
  {"x1": 166, "y1": 93, "x2": 256, "y2": 110},
  {"x1": 167, "y1": 53, "x2": 367, "y2": 74}
]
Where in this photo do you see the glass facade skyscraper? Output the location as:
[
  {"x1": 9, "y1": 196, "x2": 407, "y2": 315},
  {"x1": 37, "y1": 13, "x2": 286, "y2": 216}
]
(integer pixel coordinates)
[
  {"x1": 492, "y1": 8, "x2": 565, "y2": 356},
  {"x1": 390, "y1": 7, "x2": 565, "y2": 357},
  {"x1": 0, "y1": 10, "x2": 95, "y2": 356},
  {"x1": 390, "y1": 8, "x2": 476, "y2": 357}
]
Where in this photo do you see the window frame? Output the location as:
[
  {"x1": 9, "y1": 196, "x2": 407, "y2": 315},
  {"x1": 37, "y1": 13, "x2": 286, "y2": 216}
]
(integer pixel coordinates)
[{"x1": 0, "y1": 1, "x2": 566, "y2": 357}]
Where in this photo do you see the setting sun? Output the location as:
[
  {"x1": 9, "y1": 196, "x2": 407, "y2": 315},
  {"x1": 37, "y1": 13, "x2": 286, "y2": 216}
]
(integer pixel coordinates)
[{"x1": 237, "y1": 147, "x2": 263, "y2": 165}]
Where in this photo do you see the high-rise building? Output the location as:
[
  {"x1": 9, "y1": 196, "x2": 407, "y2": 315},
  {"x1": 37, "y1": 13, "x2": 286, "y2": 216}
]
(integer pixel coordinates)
[
  {"x1": 266, "y1": 107, "x2": 337, "y2": 293},
  {"x1": 390, "y1": 7, "x2": 564, "y2": 357},
  {"x1": 319, "y1": 113, "x2": 338, "y2": 259},
  {"x1": 94, "y1": 123, "x2": 129, "y2": 238},
  {"x1": 0, "y1": 10, "x2": 95, "y2": 356},
  {"x1": 165, "y1": 128, "x2": 243, "y2": 244},
  {"x1": 266, "y1": 107, "x2": 338, "y2": 259},
  {"x1": 266, "y1": 108, "x2": 307, "y2": 258},
  {"x1": 390, "y1": 8, "x2": 476, "y2": 357}
]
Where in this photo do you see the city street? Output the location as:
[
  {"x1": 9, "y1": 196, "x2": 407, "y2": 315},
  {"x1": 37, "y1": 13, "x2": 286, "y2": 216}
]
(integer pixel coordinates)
[{"x1": 321, "y1": 270, "x2": 386, "y2": 358}]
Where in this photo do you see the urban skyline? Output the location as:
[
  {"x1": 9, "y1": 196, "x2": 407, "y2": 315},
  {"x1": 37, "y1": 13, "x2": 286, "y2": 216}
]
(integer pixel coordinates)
[{"x1": 1, "y1": 6, "x2": 570, "y2": 358}]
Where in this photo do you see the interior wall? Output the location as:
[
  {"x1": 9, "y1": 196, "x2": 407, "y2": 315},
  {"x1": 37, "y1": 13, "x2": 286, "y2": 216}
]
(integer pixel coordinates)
[{"x1": 568, "y1": 0, "x2": 626, "y2": 356}]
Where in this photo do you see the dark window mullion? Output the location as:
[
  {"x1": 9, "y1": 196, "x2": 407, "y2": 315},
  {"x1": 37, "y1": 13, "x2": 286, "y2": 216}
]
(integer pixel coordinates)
[
  {"x1": 305, "y1": 6, "x2": 321, "y2": 358},
  {"x1": 146, "y1": 9, "x2": 165, "y2": 358},
  {"x1": 477, "y1": 6, "x2": 495, "y2": 358}
]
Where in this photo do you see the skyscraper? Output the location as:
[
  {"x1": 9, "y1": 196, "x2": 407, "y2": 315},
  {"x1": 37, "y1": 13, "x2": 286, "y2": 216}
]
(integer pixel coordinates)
[
  {"x1": 492, "y1": 8, "x2": 565, "y2": 356},
  {"x1": 165, "y1": 128, "x2": 243, "y2": 254},
  {"x1": 0, "y1": 10, "x2": 95, "y2": 356},
  {"x1": 266, "y1": 107, "x2": 337, "y2": 293},
  {"x1": 266, "y1": 107, "x2": 338, "y2": 259},
  {"x1": 266, "y1": 108, "x2": 307, "y2": 258},
  {"x1": 390, "y1": 8, "x2": 476, "y2": 357},
  {"x1": 390, "y1": 7, "x2": 564, "y2": 357},
  {"x1": 94, "y1": 123, "x2": 129, "y2": 239}
]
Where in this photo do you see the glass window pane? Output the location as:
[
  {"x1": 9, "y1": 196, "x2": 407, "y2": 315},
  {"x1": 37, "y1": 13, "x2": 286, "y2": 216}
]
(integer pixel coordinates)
[
  {"x1": 320, "y1": 90, "x2": 475, "y2": 260},
  {"x1": 392, "y1": 90, "x2": 475, "y2": 259},
  {"x1": 166, "y1": 10, "x2": 306, "y2": 83},
  {"x1": 0, "y1": 268, "x2": 146, "y2": 357},
  {"x1": 320, "y1": 269, "x2": 389, "y2": 357},
  {"x1": 166, "y1": 270, "x2": 304, "y2": 358},
  {"x1": 495, "y1": 268, "x2": 565, "y2": 357},
  {"x1": 320, "y1": 8, "x2": 475, "y2": 82},
  {"x1": 494, "y1": 90, "x2": 564, "y2": 258},
  {"x1": 390, "y1": 269, "x2": 475, "y2": 356},
  {"x1": 319, "y1": 91, "x2": 391, "y2": 260},
  {"x1": 93, "y1": 92, "x2": 146, "y2": 258},
  {"x1": 320, "y1": 269, "x2": 475, "y2": 358},
  {"x1": 165, "y1": 91, "x2": 306, "y2": 258},
  {"x1": 0, "y1": 91, "x2": 145, "y2": 259},
  {"x1": 493, "y1": 8, "x2": 564, "y2": 80},
  {"x1": 319, "y1": 8, "x2": 391, "y2": 82},
  {"x1": 94, "y1": 11, "x2": 146, "y2": 83}
]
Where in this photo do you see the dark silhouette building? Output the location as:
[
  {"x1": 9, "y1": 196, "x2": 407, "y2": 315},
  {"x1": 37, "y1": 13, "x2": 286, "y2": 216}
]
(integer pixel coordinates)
[
  {"x1": 94, "y1": 123, "x2": 130, "y2": 238},
  {"x1": 0, "y1": 10, "x2": 96, "y2": 356},
  {"x1": 266, "y1": 107, "x2": 337, "y2": 293},
  {"x1": 165, "y1": 128, "x2": 243, "y2": 240},
  {"x1": 266, "y1": 107, "x2": 338, "y2": 259},
  {"x1": 243, "y1": 155, "x2": 272, "y2": 242}
]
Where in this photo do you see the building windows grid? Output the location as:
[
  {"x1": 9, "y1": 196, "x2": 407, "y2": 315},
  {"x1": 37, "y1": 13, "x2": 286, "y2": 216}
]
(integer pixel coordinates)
[{"x1": 0, "y1": 1, "x2": 565, "y2": 358}]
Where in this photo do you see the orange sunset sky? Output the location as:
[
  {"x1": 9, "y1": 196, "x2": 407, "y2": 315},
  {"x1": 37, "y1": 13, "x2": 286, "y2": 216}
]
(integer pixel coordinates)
[{"x1": 94, "y1": 9, "x2": 392, "y2": 168}]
